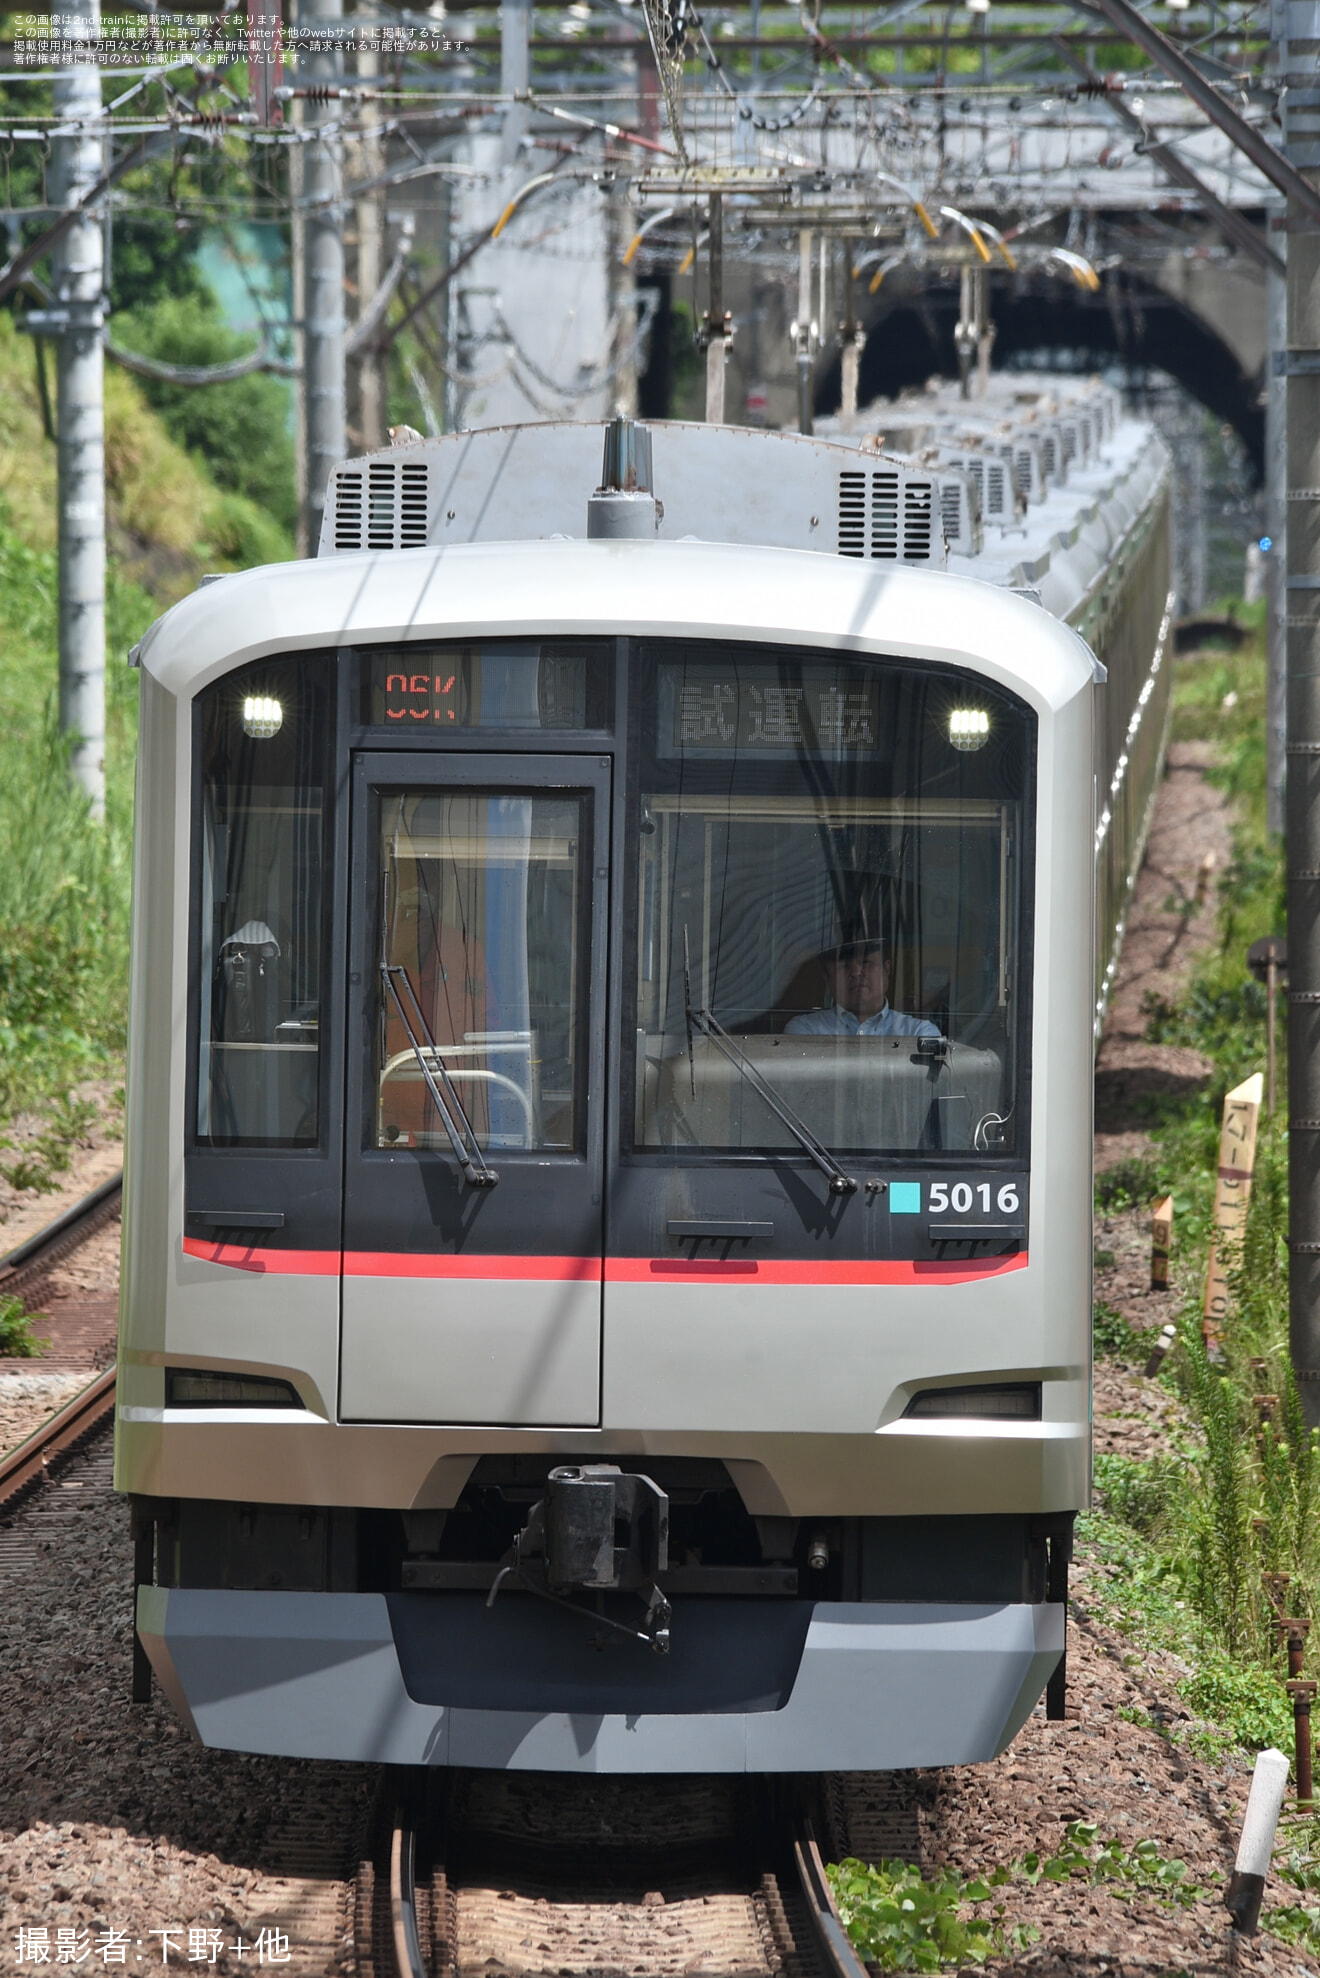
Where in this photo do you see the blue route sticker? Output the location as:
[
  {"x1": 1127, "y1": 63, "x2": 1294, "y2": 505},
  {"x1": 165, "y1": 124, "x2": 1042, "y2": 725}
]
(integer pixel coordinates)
[{"x1": 888, "y1": 1181, "x2": 922, "y2": 1215}]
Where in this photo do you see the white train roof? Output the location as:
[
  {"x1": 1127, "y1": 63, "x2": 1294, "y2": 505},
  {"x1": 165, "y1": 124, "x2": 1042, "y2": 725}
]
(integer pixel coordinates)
[
  {"x1": 132, "y1": 536, "x2": 1096, "y2": 717},
  {"x1": 312, "y1": 386, "x2": 1167, "y2": 630},
  {"x1": 131, "y1": 375, "x2": 1165, "y2": 704}
]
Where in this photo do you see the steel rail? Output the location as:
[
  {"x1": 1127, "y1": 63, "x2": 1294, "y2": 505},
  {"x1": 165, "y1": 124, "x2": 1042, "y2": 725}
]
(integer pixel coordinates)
[
  {"x1": 0, "y1": 1168, "x2": 124, "y2": 1309},
  {"x1": 382, "y1": 1786, "x2": 866, "y2": 1978},
  {"x1": 390, "y1": 1806, "x2": 428, "y2": 1978},
  {"x1": 791, "y1": 1813, "x2": 871, "y2": 1978},
  {"x1": 0, "y1": 1366, "x2": 116, "y2": 1510}
]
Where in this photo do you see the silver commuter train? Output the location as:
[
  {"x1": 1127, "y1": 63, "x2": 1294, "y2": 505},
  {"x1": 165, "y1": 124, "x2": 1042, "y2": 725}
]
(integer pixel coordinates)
[{"x1": 119, "y1": 382, "x2": 1172, "y2": 1772}]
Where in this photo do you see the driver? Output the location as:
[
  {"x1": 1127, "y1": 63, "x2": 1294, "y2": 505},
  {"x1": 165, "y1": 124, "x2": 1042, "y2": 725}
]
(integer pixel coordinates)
[{"x1": 785, "y1": 928, "x2": 938, "y2": 1039}]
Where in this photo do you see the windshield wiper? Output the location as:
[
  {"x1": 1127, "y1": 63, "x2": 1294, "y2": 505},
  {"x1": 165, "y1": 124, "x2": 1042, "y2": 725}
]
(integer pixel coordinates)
[
  {"x1": 380, "y1": 964, "x2": 499, "y2": 1188},
  {"x1": 682, "y1": 929, "x2": 857, "y2": 1197}
]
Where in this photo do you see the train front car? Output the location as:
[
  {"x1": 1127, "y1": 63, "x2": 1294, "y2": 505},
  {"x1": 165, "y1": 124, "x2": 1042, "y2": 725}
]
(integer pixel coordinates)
[{"x1": 118, "y1": 416, "x2": 1108, "y2": 1773}]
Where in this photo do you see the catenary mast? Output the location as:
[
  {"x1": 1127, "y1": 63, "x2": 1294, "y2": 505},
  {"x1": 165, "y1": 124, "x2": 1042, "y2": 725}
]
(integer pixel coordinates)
[{"x1": 51, "y1": 0, "x2": 106, "y2": 818}]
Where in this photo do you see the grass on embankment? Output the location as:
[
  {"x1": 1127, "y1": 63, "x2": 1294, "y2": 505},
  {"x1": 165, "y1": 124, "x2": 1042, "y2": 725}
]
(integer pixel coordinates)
[
  {"x1": 0, "y1": 309, "x2": 293, "y2": 1133},
  {"x1": 1083, "y1": 615, "x2": 1309, "y2": 1750},
  {"x1": 828, "y1": 618, "x2": 1320, "y2": 1967}
]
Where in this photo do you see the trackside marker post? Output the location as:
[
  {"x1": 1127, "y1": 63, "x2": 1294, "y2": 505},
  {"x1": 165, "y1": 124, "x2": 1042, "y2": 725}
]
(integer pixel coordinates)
[
  {"x1": 1150, "y1": 1194, "x2": 1174, "y2": 1290},
  {"x1": 1225, "y1": 1747, "x2": 1290, "y2": 1934},
  {"x1": 1203, "y1": 1073, "x2": 1264, "y2": 1353}
]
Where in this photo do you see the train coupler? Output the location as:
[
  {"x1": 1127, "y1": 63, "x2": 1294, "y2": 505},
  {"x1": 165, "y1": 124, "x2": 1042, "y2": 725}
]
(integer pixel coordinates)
[{"x1": 487, "y1": 1464, "x2": 673, "y2": 1652}]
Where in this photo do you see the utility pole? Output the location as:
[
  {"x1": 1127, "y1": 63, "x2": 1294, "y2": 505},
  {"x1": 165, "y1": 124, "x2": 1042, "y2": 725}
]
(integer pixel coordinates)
[
  {"x1": 501, "y1": 0, "x2": 530, "y2": 167},
  {"x1": 1284, "y1": 0, "x2": 1320, "y2": 1424},
  {"x1": 300, "y1": 0, "x2": 346, "y2": 553},
  {"x1": 52, "y1": 0, "x2": 105, "y2": 817},
  {"x1": 605, "y1": 176, "x2": 639, "y2": 420},
  {"x1": 702, "y1": 193, "x2": 729, "y2": 423},
  {"x1": 839, "y1": 243, "x2": 862, "y2": 434},
  {"x1": 1267, "y1": 201, "x2": 1287, "y2": 838},
  {"x1": 793, "y1": 229, "x2": 814, "y2": 435},
  {"x1": 351, "y1": 11, "x2": 385, "y2": 451}
]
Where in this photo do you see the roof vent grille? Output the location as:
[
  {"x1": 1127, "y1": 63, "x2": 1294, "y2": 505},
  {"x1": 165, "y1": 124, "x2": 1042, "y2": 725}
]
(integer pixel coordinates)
[
  {"x1": 871, "y1": 470, "x2": 900, "y2": 557},
  {"x1": 940, "y1": 481, "x2": 962, "y2": 543},
  {"x1": 838, "y1": 472, "x2": 866, "y2": 556},
  {"x1": 333, "y1": 470, "x2": 363, "y2": 551},
  {"x1": 902, "y1": 480, "x2": 934, "y2": 561},
  {"x1": 400, "y1": 462, "x2": 430, "y2": 545},
  {"x1": 368, "y1": 462, "x2": 397, "y2": 548},
  {"x1": 837, "y1": 466, "x2": 942, "y2": 561},
  {"x1": 938, "y1": 472, "x2": 981, "y2": 556}
]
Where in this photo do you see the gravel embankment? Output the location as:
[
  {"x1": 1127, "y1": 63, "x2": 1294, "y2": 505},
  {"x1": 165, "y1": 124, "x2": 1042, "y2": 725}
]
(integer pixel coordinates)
[
  {"x1": 0, "y1": 1375, "x2": 91, "y2": 1463},
  {"x1": 0, "y1": 1436, "x2": 370, "y2": 1974}
]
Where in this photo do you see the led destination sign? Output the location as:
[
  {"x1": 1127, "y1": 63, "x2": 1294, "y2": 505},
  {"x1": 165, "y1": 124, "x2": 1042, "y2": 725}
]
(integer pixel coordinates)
[
  {"x1": 362, "y1": 642, "x2": 612, "y2": 731},
  {"x1": 657, "y1": 662, "x2": 884, "y2": 758}
]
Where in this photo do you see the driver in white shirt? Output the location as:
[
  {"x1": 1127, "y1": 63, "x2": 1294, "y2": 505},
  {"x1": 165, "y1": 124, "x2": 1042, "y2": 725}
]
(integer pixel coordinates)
[{"x1": 785, "y1": 931, "x2": 939, "y2": 1039}]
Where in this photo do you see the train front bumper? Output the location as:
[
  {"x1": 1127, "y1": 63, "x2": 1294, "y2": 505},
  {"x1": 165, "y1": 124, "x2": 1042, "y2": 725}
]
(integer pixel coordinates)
[{"x1": 138, "y1": 1586, "x2": 1063, "y2": 1771}]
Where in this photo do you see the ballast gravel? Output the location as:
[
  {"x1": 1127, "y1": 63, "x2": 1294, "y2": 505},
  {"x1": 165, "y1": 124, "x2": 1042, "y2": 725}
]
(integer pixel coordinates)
[
  {"x1": 0, "y1": 1375, "x2": 90, "y2": 1464},
  {"x1": 0, "y1": 1440, "x2": 370, "y2": 1975}
]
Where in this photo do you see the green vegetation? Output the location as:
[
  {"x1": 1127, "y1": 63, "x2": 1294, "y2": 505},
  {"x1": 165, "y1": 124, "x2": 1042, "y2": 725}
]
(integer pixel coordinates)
[
  {"x1": 0, "y1": 246, "x2": 293, "y2": 1142},
  {"x1": 1086, "y1": 619, "x2": 1320, "y2": 1764},
  {"x1": 828, "y1": 1826, "x2": 1205, "y2": 1970},
  {"x1": 828, "y1": 1857, "x2": 1022, "y2": 1971},
  {"x1": 0, "y1": 506, "x2": 142, "y2": 1126},
  {"x1": 111, "y1": 295, "x2": 297, "y2": 541},
  {"x1": 0, "y1": 1294, "x2": 48, "y2": 1358}
]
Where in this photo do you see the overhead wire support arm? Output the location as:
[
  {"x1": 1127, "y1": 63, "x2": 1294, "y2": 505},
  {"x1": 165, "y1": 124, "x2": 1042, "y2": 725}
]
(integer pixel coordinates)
[
  {"x1": 1049, "y1": 33, "x2": 1283, "y2": 276},
  {"x1": 0, "y1": 131, "x2": 158, "y2": 306},
  {"x1": 380, "y1": 965, "x2": 499, "y2": 1188},
  {"x1": 1078, "y1": 0, "x2": 1320, "y2": 229}
]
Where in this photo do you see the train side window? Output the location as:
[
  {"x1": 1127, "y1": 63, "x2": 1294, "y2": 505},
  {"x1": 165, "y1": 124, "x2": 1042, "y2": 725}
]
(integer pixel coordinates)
[{"x1": 193, "y1": 656, "x2": 332, "y2": 1148}]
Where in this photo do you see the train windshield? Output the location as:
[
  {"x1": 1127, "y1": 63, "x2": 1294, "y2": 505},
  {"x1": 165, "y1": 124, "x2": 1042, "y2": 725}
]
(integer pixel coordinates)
[{"x1": 633, "y1": 645, "x2": 1031, "y2": 1158}]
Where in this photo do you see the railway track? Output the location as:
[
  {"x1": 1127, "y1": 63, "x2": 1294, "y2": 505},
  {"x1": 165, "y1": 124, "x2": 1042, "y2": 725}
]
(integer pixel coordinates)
[
  {"x1": 0, "y1": 1166, "x2": 123, "y2": 1310},
  {"x1": 0, "y1": 1170, "x2": 123, "y2": 1508},
  {"x1": 359, "y1": 1774, "x2": 871, "y2": 1978}
]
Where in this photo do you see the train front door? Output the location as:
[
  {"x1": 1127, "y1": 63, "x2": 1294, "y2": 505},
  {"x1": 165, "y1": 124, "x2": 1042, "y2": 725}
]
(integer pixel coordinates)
[{"x1": 339, "y1": 752, "x2": 610, "y2": 1425}]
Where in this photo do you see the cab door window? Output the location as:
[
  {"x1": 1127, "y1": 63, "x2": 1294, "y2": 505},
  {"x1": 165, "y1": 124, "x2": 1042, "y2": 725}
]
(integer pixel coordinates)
[{"x1": 376, "y1": 789, "x2": 589, "y2": 1155}]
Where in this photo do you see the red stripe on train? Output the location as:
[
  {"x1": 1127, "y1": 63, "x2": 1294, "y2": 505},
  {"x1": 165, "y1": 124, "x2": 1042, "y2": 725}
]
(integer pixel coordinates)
[
  {"x1": 183, "y1": 1237, "x2": 341, "y2": 1275},
  {"x1": 346, "y1": 1252, "x2": 601, "y2": 1281},
  {"x1": 605, "y1": 1255, "x2": 1028, "y2": 1285},
  {"x1": 184, "y1": 1237, "x2": 1026, "y2": 1286}
]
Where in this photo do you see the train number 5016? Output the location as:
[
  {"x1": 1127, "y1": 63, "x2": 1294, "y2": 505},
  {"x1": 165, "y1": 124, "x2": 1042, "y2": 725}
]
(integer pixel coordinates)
[{"x1": 928, "y1": 1181, "x2": 1022, "y2": 1216}]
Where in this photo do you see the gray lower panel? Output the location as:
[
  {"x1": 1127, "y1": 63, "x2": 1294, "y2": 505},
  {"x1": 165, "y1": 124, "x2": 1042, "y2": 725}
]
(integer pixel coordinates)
[
  {"x1": 387, "y1": 1591, "x2": 814, "y2": 1713},
  {"x1": 138, "y1": 1586, "x2": 1063, "y2": 1772}
]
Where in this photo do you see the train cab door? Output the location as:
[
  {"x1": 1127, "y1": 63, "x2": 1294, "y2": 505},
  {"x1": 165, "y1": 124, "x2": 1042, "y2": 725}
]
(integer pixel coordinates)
[{"x1": 339, "y1": 751, "x2": 611, "y2": 1425}]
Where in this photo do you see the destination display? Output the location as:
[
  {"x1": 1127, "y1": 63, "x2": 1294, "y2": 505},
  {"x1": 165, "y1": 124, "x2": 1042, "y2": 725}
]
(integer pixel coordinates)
[
  {"x1": 657, "y1": 661, "x2": 884, "y2": 758},
  {"x1": 362, "y1": 641, "x2": 612, "y2": 731}
]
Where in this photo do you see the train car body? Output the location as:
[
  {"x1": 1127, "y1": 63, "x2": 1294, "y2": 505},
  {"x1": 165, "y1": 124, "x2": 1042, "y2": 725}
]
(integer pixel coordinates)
[{"x1": 117, "y1": 384, "x2": 1171, "y2": 1773}]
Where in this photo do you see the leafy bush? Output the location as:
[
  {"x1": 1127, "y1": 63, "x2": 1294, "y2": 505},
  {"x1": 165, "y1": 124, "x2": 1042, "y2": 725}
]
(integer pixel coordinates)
[
  {"x1": 1262, "y1": 1903, "x2": 1320, "y2": 1950},
  {"x1": 1094, "y1": 1301, "x2": 1150, "y2": 1361},
  {"x1": 111, "y1": 294, "x2": 296, "y2": 535},
  {"x1": 827, "y1": 1829, "x2": 1201, "y2": 1971},
  {"x1": 1180, "y1": 1657, "x2": 1295, "y2": 1753},
  {"x1": 1095, "y1": 1158, "x2": 1159, "y2": 1215},
  {"x1": 828, "y1": 1859, "x2": 1004, "y2": 1970},
  {"x1": 0, "y1": 1294, "x2": 48, "y2": 1358},
  {"x1": 1094, "y1": 1453, "x2": 1177, "y2": 1538}
]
